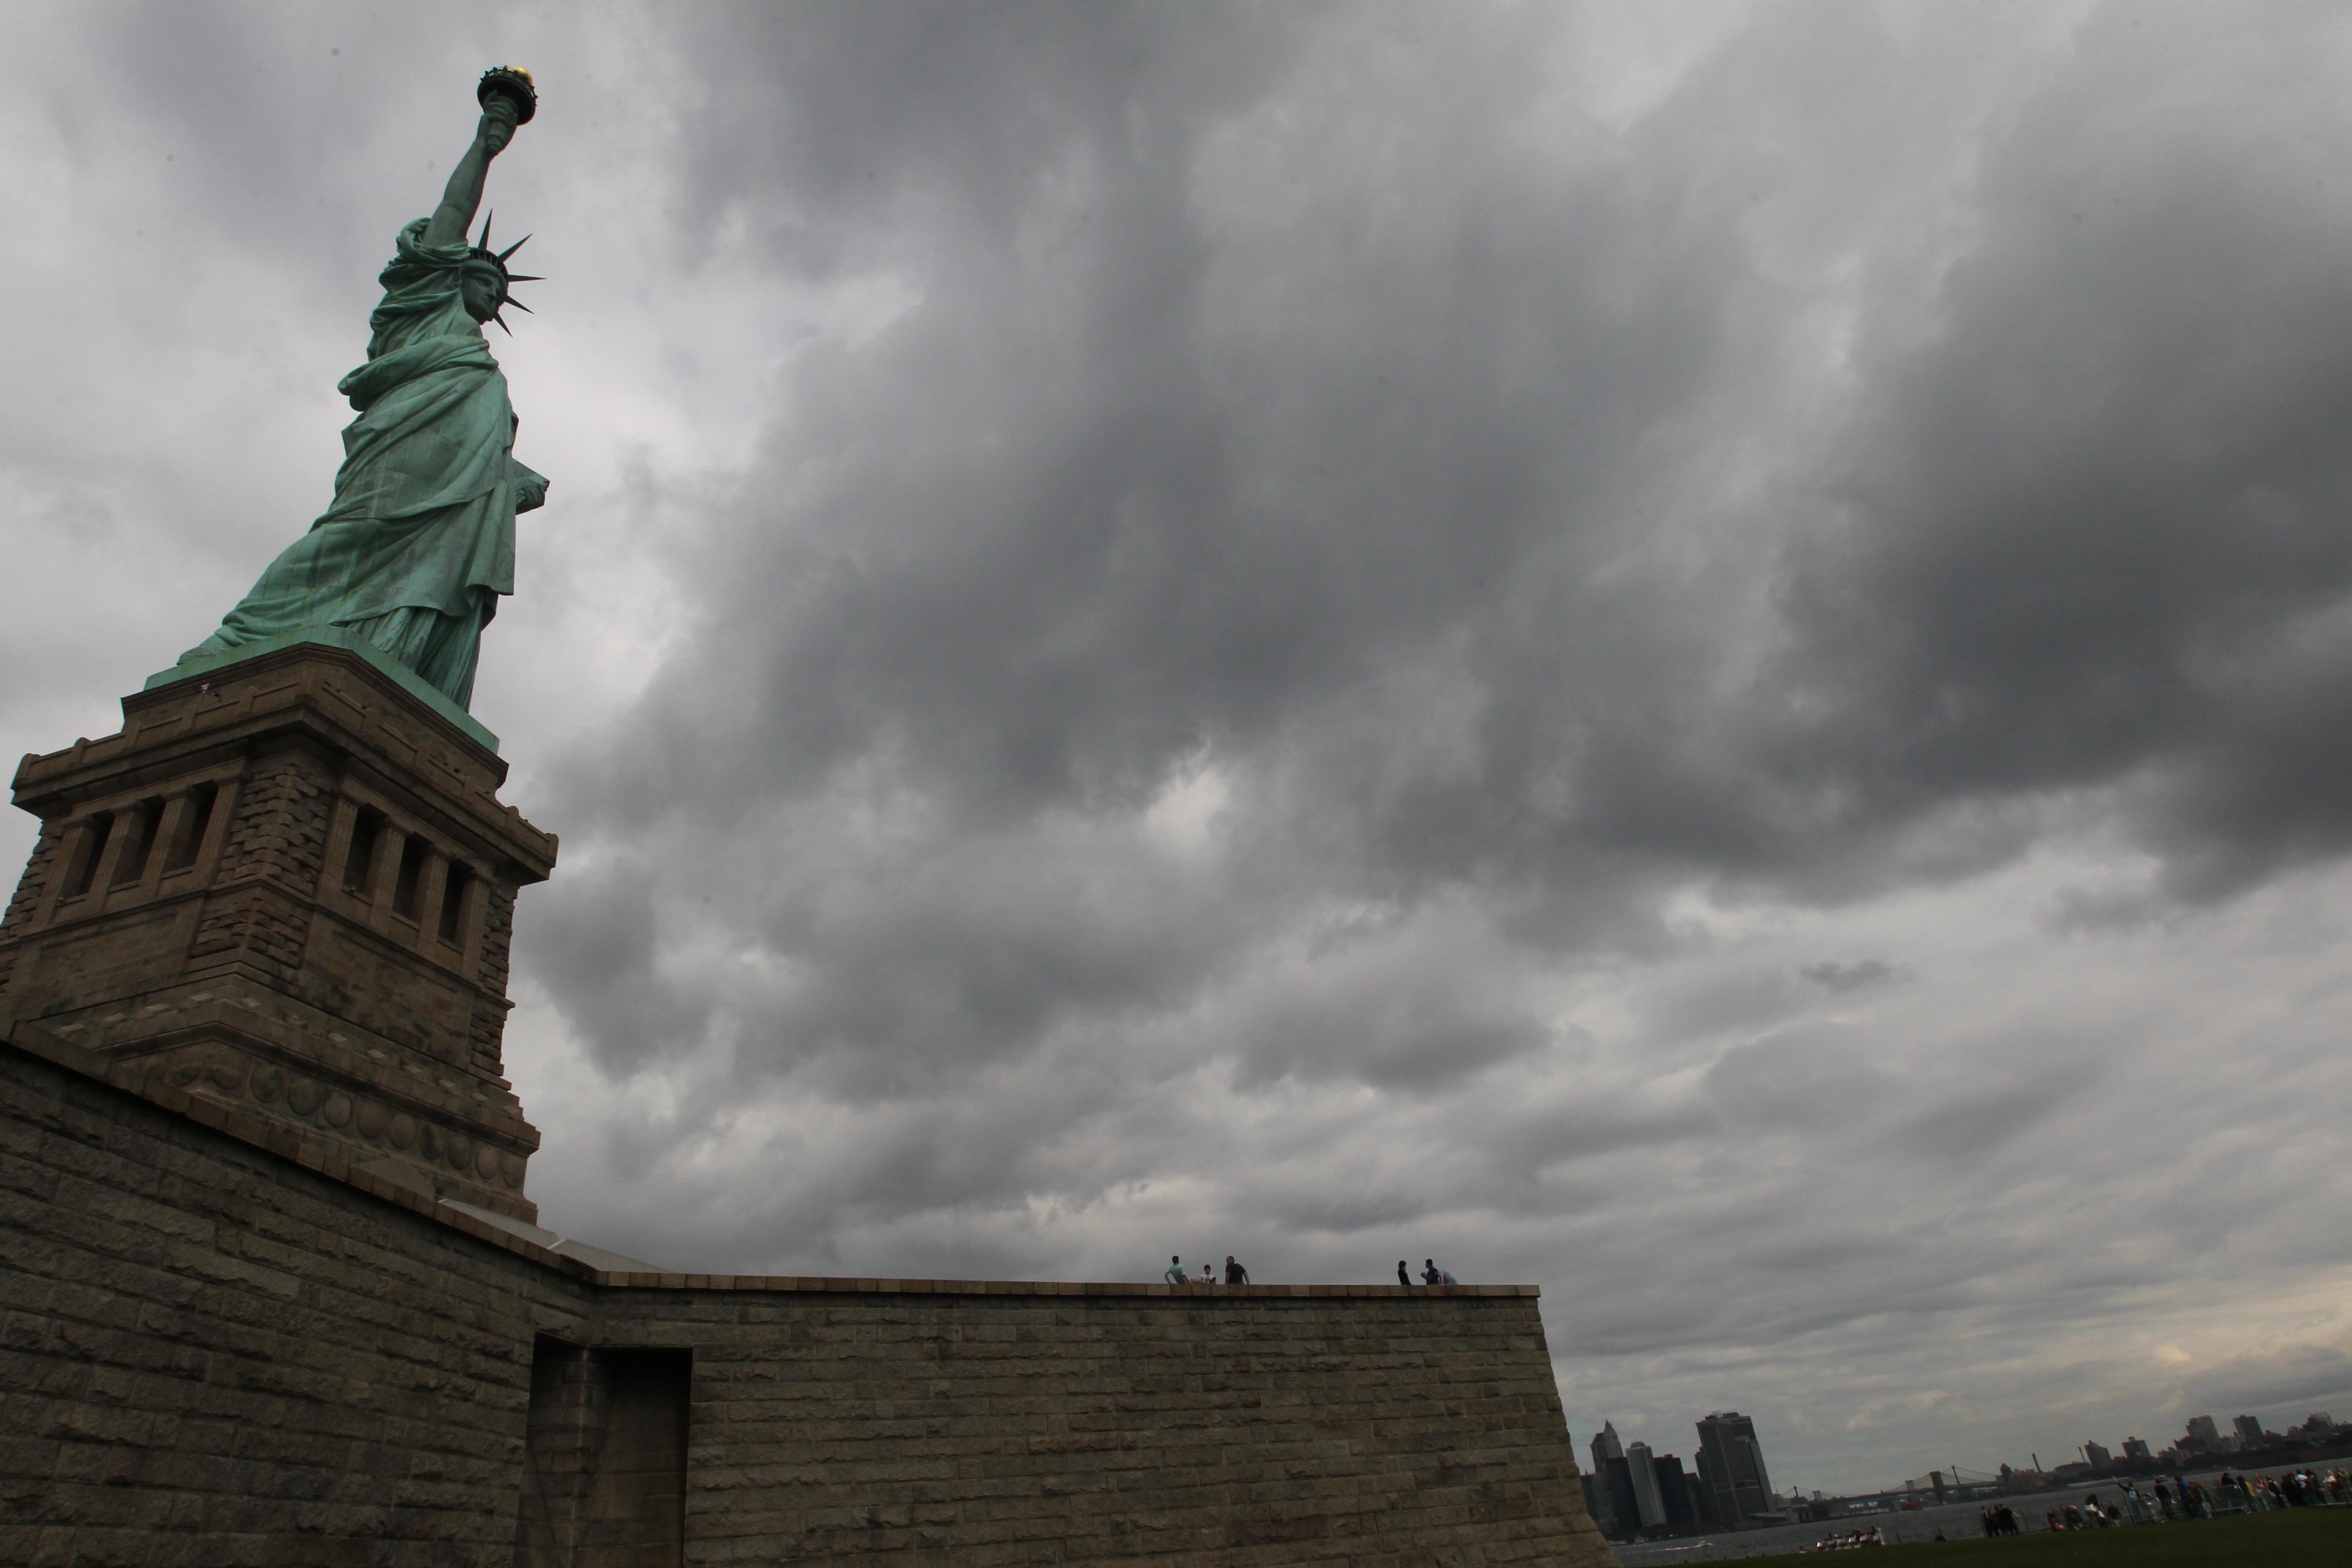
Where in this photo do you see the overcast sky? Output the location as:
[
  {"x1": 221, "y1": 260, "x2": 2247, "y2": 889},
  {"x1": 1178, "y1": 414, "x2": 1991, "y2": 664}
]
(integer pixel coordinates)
[{"x1": 8, "y1": 0, "x2": 2352, "y2": 1495}]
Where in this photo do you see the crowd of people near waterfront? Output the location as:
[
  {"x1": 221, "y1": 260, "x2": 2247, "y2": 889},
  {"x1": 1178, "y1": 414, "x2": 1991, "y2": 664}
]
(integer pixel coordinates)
[
  {"x1": 1785, "y1": 1470, "x2": 2348, "y2": 1552},
  {"x1": 1978, "y1": 1466, "x2": 2349, "y2": 1534},
  {"x1": 1798, "y1": 1526, "x2": 1887, "y2": 1550}
]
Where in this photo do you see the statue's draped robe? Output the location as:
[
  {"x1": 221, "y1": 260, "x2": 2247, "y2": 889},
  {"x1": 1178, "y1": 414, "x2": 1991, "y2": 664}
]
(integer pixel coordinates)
[{"x1": 183, "y1": 219, "x2": 545, "y2": 710}]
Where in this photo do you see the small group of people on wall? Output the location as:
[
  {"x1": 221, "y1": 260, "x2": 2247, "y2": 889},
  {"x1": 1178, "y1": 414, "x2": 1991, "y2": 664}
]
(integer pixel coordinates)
[
  {"x1": 1152, "y1": 1255, "x2": 1465, "y2": 1285},
  {"x1": 1163, "y1": 1255, "x2": 1250, "y2": 1285}
]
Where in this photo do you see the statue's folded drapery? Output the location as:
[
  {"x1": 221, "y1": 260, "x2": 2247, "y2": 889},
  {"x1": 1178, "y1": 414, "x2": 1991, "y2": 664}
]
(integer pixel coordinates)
[{"x1": 181, "y1": 219, "x2": 545, "y2": 710}]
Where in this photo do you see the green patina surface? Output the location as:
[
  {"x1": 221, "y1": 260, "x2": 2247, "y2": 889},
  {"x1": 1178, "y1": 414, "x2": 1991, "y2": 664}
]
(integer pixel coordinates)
[
  {"x1": 174, "y1": 79, "x2": 543, "y2": 715},
  {"x1": 148, "y1": 625, "x2": 500, "y2": 753}
]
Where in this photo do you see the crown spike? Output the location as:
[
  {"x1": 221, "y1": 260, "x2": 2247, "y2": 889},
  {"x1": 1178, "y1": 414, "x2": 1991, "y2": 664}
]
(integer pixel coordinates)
[
  {"x1": 497, "y1": 233, "x2": 533, "y2": 262},
  {"x1": 490, "y1": 312, "x2": 513, "y2": 335},
  {"x1": 502, "y1": 274, "x2": 544, "y2": 284},
  {"x1": 477, "y1": 210, "x2": 494, "y2": 251},
  {"x1": 504, "y1": 297, "x2": 534, "y2": 314}
]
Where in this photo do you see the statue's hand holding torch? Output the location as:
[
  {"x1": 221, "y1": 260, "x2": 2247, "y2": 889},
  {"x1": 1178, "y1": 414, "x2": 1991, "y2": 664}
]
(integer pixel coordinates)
[{"x1": 477, "y1": 67, "x2": 536, "y2": 157}]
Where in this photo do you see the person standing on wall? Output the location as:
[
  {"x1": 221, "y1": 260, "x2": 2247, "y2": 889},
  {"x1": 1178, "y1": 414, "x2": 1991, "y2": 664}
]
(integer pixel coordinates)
[
  {"x1": 1225, "y1": 1255, "x2": 1250, "y2": 1285},
  {"x1": 1397, "y1": 1260, "x2": 1412, "y2": 1287},
  {"x1": 1164, "y1": 1255, "x2": 1189, "y2": 1285}
]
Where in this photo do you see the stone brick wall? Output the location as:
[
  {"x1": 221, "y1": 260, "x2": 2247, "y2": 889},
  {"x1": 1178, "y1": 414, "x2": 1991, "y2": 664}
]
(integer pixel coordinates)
[
  {"x1": 0, "y1": 1031, "x2": 1613, "y2": 1568},
  {"x1": 470, "y1": 881, "x2": 519, "y2": 1074},
  {"x1": 0, "y1": 821, "x2": 61, "y2": 995},
  {"x1": 185, "y1": 752, "x2": 335, "y2": 980},
  {"x1": 0, "y1": 1034, "x2": 586, "y2": 1567},
  {"x1": 603, "y1": 1287, "x2": 1604, "y2": 1565},
  {"x1": 0, "y1": 820, "x2": 61, "y2": 938}
]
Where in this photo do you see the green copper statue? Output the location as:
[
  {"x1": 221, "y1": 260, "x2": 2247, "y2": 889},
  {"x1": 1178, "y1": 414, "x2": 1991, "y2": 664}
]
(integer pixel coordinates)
[{"x1": 179, "y1": 69, "x2": 547, "y2": 711}]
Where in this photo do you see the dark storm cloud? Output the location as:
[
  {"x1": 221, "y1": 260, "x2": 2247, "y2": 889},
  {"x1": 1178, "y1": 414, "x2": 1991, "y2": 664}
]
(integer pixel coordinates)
[
  {"x1": 517, "y1": 7, "x2": 2352, "y2": 1359},
  {"x1": 2181, "y1": 1344, "x2": 2352, "y2": 1421},
  {"x1": 1773, "y1": 4, "x2": 2352, "y2": 896},
  {"x1": 544, "y1": 0, "x2": 1761, "y2": 1082}
]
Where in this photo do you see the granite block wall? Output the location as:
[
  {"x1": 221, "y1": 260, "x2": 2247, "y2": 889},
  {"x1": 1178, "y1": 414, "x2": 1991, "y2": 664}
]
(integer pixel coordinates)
[
  {"x1": 0, "y1": 1035, "x2": 586, "y2": 1568},
  {"x1": 0, "y1": 1033, "x2": 1612, "y2": 1568},
  {"x1": 601, "y1": 1287, "x2": 1604, "y2": 1566}
]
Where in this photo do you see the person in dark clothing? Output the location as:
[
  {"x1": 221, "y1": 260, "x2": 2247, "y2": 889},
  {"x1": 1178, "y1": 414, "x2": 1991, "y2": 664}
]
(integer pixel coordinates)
[
  {"x1": 1397, "y1": 1260, "x2": 1411, "y2": 1286},
  {"x1": 1224, "y1": 1255, "x2": 1250, "y2": 1285}
]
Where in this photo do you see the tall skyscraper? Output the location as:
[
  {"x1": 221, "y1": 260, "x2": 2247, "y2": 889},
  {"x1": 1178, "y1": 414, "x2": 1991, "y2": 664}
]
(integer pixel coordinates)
[
  {"x1": 2232, "y1": 1416, "x2": 2265, "y2": 1448},
  {"x1": 1591, "y1": 1421, "x2": 1624, "y2": 1469},
  {"x1": 2184, "y1": 1415, "x2": 2221, "y2": 1451},
  {"x1": 1694, "y1": 1446, "x2": 1724, "y2": 1526},
  {"x1": 1694, "y1": 1411, "x2": 1777, "y2": 1524},
  {"x1": 1590, "y1": 1429, "x2": 1628, "y2": 1523},
  {"x1": 2122, "y1": 1437, "x2": 2152, "y2": 1462},
  {"x1": 1652, "y1": 1454, "x2": 1700, "y2": 1527},
  {"x1": 1588, "y1": 1422, "x2": 1625, "y2": 1529},
  {"x1": 1626, "y1": 1441, "x2": 1666, "y2": 1529},
  {"x1": 2083, "y1": 1441, "x2": 2111, "y2": 1472},
  {"x1": 1603, "y1": 1456, "x2": 1642, "y2": 1538}
]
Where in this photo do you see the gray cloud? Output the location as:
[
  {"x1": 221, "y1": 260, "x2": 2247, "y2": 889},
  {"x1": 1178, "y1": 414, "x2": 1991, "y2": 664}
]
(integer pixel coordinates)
[
  {"x1": 1770, "y1": 3, "x2": 2352, "y2": 896},
  {"x1": 1801, "y1": 958, "x2": 1902, "y2": 994},
  {"x1": 2180, "y1": 1344, "x2": 2352, "y2": 1424}
]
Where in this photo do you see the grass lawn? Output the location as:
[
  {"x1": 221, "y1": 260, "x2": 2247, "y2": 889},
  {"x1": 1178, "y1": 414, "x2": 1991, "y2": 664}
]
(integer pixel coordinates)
[{"x1": 1733, "y1": 1507, "x2": 2352, "y2": 1567}]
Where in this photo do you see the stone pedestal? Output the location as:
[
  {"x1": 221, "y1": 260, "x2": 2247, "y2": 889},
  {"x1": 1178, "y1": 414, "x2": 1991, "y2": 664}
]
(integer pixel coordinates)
[{"x1": 0, "y1": 636, "x2": 556, "y2": 1218}]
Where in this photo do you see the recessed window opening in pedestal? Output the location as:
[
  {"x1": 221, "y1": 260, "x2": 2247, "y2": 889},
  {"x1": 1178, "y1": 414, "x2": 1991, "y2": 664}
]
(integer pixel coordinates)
[
  {"x1": 61, "y1": 814, "x2": 111, "y2": 899},
  {"x1": 110, "y1": 799, "x2": 164, "y2": 887},
  {"x1": 165, "y1": 784, "x2": 220, "y2": 872},
  {"x1": 438, "y1": 863, "x2": 472, "y2": 944},
  {"x1": 392, "y1": 836, "x2": 428, "y2": 919},
  {"x1": 343, "y1": 808, "x2": 385, "y2": 895}
]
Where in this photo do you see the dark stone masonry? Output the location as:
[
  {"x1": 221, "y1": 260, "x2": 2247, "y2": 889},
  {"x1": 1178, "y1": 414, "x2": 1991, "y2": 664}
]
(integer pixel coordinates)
[{"x1": 0, "y1": 646, "x2": 1614, "y2": 1567}]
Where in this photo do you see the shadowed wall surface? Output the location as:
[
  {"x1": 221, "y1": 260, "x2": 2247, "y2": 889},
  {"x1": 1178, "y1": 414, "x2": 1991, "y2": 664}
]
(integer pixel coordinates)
[{"x1": 0, "y1": 1029, "x2": 1612, "y2": 1567}]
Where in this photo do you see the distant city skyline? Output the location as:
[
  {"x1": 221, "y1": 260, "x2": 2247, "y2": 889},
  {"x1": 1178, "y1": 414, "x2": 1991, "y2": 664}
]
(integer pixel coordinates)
[
  {"x1": 1584, "y1": 1403, "x2": 2346, "y2": 1511},
  {"x1": 1582, "y1": 1409, "x2": 1783, "y2": 1539}
]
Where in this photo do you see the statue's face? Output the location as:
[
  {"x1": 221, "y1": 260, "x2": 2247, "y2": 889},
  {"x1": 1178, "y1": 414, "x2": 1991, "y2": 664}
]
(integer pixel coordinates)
[{"x1": 460, "y1": 266, "x2": 503, "y2": 323}]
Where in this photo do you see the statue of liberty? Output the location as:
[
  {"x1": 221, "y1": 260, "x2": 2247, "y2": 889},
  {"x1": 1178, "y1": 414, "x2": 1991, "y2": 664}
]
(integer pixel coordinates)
[{"x1": 179, "y1": 70, "x2": 547, "y2": 712}]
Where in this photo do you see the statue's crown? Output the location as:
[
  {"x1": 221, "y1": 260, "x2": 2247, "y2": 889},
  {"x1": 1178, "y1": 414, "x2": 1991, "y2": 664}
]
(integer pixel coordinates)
[{"x1": 467, "y1": 211, "x2": 542, "y2": 334}]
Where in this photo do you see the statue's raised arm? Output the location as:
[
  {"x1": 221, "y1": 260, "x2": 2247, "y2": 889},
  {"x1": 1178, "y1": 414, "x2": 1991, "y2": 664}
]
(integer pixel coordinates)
[
  {"x1": 175, "y1": 69, "x2": 549, "y2": 714},
  {"x1": 425, "y1": 97, "x2": 518, "y2": 252}
]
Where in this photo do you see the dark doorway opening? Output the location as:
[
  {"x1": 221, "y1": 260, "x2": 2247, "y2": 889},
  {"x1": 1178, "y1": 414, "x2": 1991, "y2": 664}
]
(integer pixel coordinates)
[{"x1": 514, "y1": 1337, "x2": 691, "y2": 1567}]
